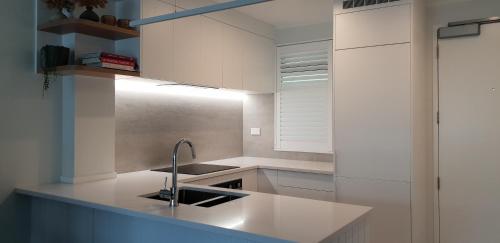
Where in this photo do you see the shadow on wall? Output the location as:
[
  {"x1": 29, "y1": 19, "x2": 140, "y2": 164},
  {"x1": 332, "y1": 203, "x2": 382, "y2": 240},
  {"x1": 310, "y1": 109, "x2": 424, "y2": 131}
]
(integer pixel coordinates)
[{"x1": 0, "y1": 194, "x2": 31, "y2": 243}]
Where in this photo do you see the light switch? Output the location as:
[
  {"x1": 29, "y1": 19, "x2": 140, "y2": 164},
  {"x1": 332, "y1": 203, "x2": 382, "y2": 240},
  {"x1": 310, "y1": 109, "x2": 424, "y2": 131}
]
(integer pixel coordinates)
[{"x1": 250, "y1": 128, "x2": 261, "y2": 136}]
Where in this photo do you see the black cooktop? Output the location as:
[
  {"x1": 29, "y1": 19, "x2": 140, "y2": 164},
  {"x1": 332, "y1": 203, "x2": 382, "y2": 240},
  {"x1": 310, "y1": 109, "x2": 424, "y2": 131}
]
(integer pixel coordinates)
[{"x1": 152, "y1": 164, "x2": 239, "y2": 175}]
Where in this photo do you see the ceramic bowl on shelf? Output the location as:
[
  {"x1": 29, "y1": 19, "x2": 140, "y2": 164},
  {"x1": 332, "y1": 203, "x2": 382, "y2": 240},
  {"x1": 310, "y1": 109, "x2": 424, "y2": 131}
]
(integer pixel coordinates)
[
  {"x1": 117, "y1": 19, "x2": 132, "y2": 29},
  {"x1": 101, "y1": 15, "x2": 117, "y2": 26}
]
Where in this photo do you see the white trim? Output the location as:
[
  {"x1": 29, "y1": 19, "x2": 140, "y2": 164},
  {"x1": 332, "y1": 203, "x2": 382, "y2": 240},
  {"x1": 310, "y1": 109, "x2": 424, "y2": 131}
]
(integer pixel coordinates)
[
  {"x1": 273, "y1": 148, "x2": 334, "y2": 154},
  {"x1": 131, "y1": 0, "x2": 271, "y2": 27},
  {"x1": 60, "y1": 172, "x2": 117, "y2": 184},
  {"x1": 276, "y1": 38, "x2": 334, "y2": 48},
  {"x1": 432, "y1": 24, "x2": 441, "y2": 243}
]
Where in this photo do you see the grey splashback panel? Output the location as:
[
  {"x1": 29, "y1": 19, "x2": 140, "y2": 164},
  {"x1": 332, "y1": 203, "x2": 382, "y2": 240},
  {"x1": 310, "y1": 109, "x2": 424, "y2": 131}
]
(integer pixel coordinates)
[{"x1": 115, "y1": 90, "x2": 243, "y2": 173}]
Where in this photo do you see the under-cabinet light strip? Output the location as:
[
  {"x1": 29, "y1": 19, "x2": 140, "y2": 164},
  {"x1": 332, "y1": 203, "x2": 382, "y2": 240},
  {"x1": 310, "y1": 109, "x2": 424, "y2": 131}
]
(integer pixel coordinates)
[{"x1": 115, "y1": 78, "x2": 247, "y2": 101}]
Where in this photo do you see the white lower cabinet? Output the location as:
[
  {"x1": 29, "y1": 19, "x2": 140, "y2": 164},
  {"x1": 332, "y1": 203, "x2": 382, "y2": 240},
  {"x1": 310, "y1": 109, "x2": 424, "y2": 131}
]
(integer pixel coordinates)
[
  {"x1": 257, "y1": 169, "x2": 335, "y2": 201},
  {"x1": 188, "y1": 169, "x2": 257, "y2": 191},
  {"x1": 189, "y1": 169, "x2": 335, "y2": 201},
  {"x1": 335, "y1": 176, "x2": 411, "y2": 243}
]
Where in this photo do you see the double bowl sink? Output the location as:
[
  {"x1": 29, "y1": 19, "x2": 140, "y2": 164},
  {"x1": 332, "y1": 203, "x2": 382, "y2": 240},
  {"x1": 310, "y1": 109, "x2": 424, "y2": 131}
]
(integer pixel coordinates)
[
  {"x1": 142, "y1": 187, "x2": 248, "y2": 208},
  {"x1": 144, "y1": 163, "x2": 247, "y2": 207}
]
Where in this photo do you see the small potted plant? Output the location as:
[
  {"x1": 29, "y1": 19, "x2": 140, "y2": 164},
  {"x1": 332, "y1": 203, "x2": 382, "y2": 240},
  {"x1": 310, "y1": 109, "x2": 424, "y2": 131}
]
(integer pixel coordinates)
[
  {"x1": 43, "y1": 0, "x2": 75, "y2": 20},
  {"x1": 76, "y1": 0, "x2": 108, "y2": 22}
]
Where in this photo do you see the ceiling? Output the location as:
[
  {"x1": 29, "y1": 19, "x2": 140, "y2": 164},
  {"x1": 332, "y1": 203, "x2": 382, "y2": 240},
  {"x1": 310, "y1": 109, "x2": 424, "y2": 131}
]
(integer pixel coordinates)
[
  {"x1": 220, "y1": 0, "x2": 477, "y2": 28},
  {"x1": 218, "y1": 0, "x2": 335, "y2": 29}
]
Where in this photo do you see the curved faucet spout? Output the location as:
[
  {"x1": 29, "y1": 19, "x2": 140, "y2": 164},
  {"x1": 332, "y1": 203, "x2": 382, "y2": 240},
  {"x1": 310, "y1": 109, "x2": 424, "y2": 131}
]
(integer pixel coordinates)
[
  {"x1": 173, "y1": 138, "x2": 196, "y2": 160},
  {"x1": 169, "y1": 138, "x2": 196, "y2": 207}
]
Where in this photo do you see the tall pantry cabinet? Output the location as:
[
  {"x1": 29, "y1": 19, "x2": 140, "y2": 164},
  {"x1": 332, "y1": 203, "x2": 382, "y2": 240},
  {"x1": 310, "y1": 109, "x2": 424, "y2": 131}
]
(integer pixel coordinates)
[{"x1": 333, "y1": 1, "x2": 429, "y2": 243}]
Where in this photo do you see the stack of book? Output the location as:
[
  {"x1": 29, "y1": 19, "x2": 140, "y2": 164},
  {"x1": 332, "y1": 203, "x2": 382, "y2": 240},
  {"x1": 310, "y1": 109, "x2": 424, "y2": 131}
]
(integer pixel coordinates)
[{"x1": 81, "y1": 52, "x2": 136, "y2": 72}]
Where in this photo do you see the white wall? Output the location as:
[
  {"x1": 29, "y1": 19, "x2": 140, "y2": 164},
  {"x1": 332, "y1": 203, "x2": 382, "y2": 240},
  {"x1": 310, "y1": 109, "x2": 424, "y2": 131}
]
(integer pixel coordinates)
[
  {"x1": 0, "y1": 1, "x2": 62, "y2": 242},
  {"x1": 426, "y1": 0, "x2": 500, "y2": 242},
  {"x1": 429, "y1": 0, "x2": 500, "y2": 24},
  {"x1": 276, "y1": 22, "x2": 333, "y2": 45}
]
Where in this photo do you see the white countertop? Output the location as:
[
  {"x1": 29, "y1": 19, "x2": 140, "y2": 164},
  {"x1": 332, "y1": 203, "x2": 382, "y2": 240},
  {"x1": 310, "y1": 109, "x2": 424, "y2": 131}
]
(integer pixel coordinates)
[
  {"x1": 16, "y1": 157, "x2": 369, "y2": 243},
  {"x1": 178, "y1": 157, "x2": 335, "y2": 183}
]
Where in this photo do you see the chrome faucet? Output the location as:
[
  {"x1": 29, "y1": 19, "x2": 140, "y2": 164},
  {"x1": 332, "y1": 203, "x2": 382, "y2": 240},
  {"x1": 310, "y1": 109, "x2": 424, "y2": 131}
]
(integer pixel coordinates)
[{"x1": 159, "y1": 138, "x2": 196, "y2": 207}]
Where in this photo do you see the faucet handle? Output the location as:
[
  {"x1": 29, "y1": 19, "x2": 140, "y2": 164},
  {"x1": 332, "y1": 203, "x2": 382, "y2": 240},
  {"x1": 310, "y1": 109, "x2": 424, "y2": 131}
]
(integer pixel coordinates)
[
  {"x1": 159, "y1": 188, "x2": 171, "y2": 200},
  {"x1": 159, "y1": 176, "x2": 172, "y2": 199}
]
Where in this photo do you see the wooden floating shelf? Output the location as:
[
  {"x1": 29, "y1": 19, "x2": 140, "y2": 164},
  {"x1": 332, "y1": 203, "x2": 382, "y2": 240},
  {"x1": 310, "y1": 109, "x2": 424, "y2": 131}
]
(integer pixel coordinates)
[
  {"x1": 39, "y1": 65, "x2": 140, "y2": 78},
  {"x1": 38, "y1": 18, "x2": 140, "y2": 40}
]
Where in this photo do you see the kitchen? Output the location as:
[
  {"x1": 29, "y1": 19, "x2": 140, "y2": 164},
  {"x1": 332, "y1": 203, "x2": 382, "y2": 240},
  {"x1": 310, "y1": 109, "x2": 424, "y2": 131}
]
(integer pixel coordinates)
[{"x1": 1, "y1": 0, "x2": 499, "y2": 243}]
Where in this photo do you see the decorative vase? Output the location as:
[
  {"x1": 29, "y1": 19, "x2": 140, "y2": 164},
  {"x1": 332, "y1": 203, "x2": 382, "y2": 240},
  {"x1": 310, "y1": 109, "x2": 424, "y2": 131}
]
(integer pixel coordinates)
[{"x1": 79, "y1": 6, "x2": 99, "y2": 22}]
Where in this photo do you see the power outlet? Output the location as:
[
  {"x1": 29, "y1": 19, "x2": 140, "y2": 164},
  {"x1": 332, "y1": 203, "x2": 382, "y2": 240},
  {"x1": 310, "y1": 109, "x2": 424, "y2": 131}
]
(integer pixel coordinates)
[{"x1": 250, "y1": 128, "x2": 261, "y2": 136}]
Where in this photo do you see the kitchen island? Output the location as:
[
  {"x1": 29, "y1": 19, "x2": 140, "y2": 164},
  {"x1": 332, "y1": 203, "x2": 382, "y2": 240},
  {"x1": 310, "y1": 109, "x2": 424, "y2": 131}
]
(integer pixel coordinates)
[{"x1": 17, "y1": 158, "x2": 371, "y2": 243}]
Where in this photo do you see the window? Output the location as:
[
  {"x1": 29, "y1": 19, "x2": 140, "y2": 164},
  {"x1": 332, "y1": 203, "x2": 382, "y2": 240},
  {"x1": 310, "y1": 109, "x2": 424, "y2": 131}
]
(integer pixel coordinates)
[{"x1": 275, "y1": 41, "x2": 333, "y2": 154}]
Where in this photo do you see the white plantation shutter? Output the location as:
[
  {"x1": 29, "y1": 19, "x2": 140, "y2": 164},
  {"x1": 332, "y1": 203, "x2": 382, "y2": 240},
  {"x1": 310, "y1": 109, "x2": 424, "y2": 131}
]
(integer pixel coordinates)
[{"x1": 275, "y1": 41, "x2": 333, "y2": 153}]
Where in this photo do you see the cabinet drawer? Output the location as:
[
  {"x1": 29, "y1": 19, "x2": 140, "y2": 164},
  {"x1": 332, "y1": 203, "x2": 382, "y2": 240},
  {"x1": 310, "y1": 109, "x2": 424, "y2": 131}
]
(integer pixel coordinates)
[
  {"x1": 277, "y1": 186, "x2": 335, "y2": 202},
  {"x1": 335, "y1": 4, "x2": 411, "y2": 50},
  {"x1": 277, "y1": 171, "x2": 334, "y2": 192}
]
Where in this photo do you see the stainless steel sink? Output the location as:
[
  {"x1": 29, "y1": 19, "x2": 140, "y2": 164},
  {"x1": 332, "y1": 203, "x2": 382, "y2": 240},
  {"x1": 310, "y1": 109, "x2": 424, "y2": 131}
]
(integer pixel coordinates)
[{"x1": 141, "y1": 187, "x2": 248, "y2": 208}]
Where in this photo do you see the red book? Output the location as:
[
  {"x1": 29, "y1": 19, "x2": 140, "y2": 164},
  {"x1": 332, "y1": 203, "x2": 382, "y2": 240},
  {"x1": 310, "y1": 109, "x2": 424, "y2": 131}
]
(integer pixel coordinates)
[
  {"x1": 101, "y1": 52, "x2": 135, "y2": 62},
  {"x1": 100, "y1": 57, "x2": 135, "y2": 67}
]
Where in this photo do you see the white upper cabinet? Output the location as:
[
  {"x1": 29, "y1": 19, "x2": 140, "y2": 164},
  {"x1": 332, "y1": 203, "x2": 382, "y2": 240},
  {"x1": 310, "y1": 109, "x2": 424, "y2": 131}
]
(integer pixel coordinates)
[
  {"x1": 243, "y1": 32, "x2": 276, "y2": 93},
  {"x1": 222, "y1": 25, "x2": 245, "y2": 90},
  {"x1": 140, "y1": 0, "x2": 175, "y2": 81},
  {"x1": 200, "y1": 17, "x2": 224, "y2": 88},
  {"x1": 335, "y1": 4, "x2": 411, "y2": 50},
  {"x1": 140, "y1": 1, "x2": 276, "y2": 92},
  {"x1": 173, "y1": 15, "x2": 205, "y2": 85}
]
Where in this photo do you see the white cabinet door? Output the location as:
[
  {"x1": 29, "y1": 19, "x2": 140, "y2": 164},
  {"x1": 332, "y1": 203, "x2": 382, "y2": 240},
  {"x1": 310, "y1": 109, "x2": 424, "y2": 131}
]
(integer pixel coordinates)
[
  {"x1": 257, "y1": 169, "x2": 335, "y2": 201},
  {"x1": 277, "y1": 170, "x2": 334, "y2": 192},
  {"x1": 257, "y1": 168, "x2": 277, "y2": 194},
  {"x1": 222, "y1": 25, "x2": 244, "y2": 90},
  {"x1": 173, "y1": 15, "x2": 204, "y2": 85},
  {"x1": 243, "y1": 33, "x2": 276, "y2": 93},
  {"x1": 336, "y1": 177, "x2": 411, "y2": 243},
  {"x1": 141, "y1": 0, "x2": 174, "y2": 81},
  {"x1": 276, "y1": 186, "x2": 335, "y2": 202},
  {"x1": 335, "y1": 4, "x2": 411, "y2": 50},
  {"x1": 334, "y1": 43, "x2": 411, "y2": 182},
  {"x1": 200, "y1": 17, "x2": 223, "y2": 88}
]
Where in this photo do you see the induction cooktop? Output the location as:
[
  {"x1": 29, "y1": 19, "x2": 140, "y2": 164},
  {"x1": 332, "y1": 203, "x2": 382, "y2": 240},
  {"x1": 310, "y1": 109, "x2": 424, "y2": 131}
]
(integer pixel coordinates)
[{"x1": 152, "y1": 164, "x2": 239, "y2": 175}]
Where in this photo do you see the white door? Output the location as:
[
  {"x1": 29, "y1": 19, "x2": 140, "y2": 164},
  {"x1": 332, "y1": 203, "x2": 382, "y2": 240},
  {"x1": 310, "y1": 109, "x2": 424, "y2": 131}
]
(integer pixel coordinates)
[{"x1": 438, "y1": 22, "x2": 500, "y2": 243}]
